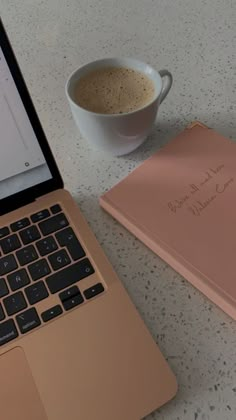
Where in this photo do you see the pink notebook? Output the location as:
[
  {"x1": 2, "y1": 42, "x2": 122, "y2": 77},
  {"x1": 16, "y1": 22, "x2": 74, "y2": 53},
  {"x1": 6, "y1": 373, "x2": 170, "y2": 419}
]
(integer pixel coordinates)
[{"x1": 100, "y1": 122, "x2": 236, "y2": 320}]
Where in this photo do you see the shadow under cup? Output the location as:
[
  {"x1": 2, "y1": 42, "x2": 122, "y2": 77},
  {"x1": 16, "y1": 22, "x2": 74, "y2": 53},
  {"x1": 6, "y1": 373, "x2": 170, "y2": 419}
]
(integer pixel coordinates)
[{"x1": 66, "y1": 58, "x2": 172, "y2": 156}]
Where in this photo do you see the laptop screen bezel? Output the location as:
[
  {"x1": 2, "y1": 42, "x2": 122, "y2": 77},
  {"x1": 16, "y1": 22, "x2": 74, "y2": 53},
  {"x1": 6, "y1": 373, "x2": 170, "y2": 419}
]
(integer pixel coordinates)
[{"x1": 0, "y1": 19, "x2": 63, "y2": 216}]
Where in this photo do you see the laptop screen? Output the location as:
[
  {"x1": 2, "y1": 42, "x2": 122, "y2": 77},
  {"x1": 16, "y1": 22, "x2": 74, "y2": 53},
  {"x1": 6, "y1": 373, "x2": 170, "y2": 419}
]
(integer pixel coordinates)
[{"x1": 0, "y1": 46, "x2": 52, "y2": 200}]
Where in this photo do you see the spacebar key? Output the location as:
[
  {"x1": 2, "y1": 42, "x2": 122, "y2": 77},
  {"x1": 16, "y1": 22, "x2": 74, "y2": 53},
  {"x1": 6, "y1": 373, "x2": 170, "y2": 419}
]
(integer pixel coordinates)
[{"x1": 46, "y1": 259, "x2": 94, "y2": 294}]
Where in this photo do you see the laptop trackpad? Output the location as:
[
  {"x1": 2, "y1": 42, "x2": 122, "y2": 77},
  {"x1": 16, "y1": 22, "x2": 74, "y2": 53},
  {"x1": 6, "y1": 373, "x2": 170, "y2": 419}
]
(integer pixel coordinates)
[{"x1": 0, "y1": 347, "x2": 47, "y2": 420}]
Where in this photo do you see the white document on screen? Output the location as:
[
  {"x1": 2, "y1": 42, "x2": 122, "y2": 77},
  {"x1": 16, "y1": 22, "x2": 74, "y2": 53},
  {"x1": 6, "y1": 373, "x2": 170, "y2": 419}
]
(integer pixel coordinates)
[{"x1": 0, "y1": 50, "x2": 46, "y2": 182}]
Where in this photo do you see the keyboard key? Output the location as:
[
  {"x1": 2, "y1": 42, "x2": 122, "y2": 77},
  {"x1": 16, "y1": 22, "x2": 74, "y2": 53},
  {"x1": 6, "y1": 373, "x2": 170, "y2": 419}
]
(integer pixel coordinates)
[
  {"x1": 63, "y1": 294, "x2": 84, "y2": 311},
  {"x1": 3, "y1": 291, "x2": 27, "y2": 316},
  {"x1": 39, "y1": 213, "x2": 69, "y2": 236},
  {"x1": 41, "y1": 305, "x2": 63, "y2": 322},
  {"x1": 28, "y1": 259, "x2": 51, "y2": 281},
  {"x1": 10, "y1": 218, "x2": 30, "y2": 232},
  {"x1": 16, "y1": 308, "x2": 41, "y2": 334},
  {"x1": 56, "y1": 228, "x2": 85, "y2": 261},
  {"x1": 50, "y1": 204, "x2": 62, "y2": 214},
  {"x1": 0, "y1": 255, "x2": 18, "y2": 276},
  {"x1": 0, "y1": 319, "x2": 18, "y2": 346},
  {"x1": 31, "y1": 209, "x2": 50, "y2": 223},
  {"x1": 20, "y1": 225, "x2": 41, "y2": 245},
  {"x1": 0, "y1": 304, "x2": 5, "y2": 321},
  {"x1": 16, "y1": 245, "x2": 38, "y2": 266},
  {"x1": 0, "y1": 278, "x2": 9, "y2": 298},
  {"x1": 25, "y1": 281, "x2": 49, "y2": 305},
  {"x1": 59, "y1": 285, "x2": 79, "y2": 302},
  {"x1": 7, "y1": 269, "x2": 30, "y2": 291},
  {"x1": 0, "y1": 227, "x2": 10, "y2": 239},
  {"x1": 36, "y1": 236, "x2": 58, "y2": 256},
  {"x1": 46, "y1": 258, "x2": 94, "y2": 294},
  {"x1": 84, "y1": 283, "x2": 104, "y2": 300},
  {"x1": 0, "y1": 234, "x2": 21, "y2": 254},
  {"x1": 48, "y1": 249, "x2": 71, "y2": 271}
]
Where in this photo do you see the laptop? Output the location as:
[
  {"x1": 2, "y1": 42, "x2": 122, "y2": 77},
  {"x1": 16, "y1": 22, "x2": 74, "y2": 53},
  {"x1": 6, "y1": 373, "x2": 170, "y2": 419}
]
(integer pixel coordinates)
[{"x1": 0, "y1": 19, "x2": 177, "y2": 420}]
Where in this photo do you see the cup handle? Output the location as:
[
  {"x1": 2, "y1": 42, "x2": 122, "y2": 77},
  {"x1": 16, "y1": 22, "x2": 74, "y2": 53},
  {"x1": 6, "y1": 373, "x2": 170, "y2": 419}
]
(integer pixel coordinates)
[{"x1": 158, "y1": 70, "x2": 173, "y2": 104}]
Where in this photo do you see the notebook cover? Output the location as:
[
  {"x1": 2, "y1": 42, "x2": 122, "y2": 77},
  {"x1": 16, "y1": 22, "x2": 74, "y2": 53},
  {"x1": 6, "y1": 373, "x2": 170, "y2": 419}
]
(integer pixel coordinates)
[{"x1": 100, "y1": 122, "x2": 236, "y2": 320}]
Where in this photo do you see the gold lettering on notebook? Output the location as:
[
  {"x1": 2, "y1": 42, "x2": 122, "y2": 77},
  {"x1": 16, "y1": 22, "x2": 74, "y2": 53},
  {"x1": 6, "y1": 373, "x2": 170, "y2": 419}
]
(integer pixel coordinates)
[
  {"x1": 188, "y1": 195, "x2": 217, "y2": 216},
  {"x1": 168, "y1": 195, "x2": 189, "y2": 213},
  {"x1": 216, "y1": 177, "x2": 234, "y2": 194},
  {"x1": 167, "y1": 164, "x2": 234, "y2": 217},
  {"x1": 199, "y1": 171, "x2": 212, "y2": 186},
  {"x1": 189, "y1": 184, "x2": 199, "y2": 194},
  {"x1": 210, "y1": 164, "x2": 224, "y2": 174}
]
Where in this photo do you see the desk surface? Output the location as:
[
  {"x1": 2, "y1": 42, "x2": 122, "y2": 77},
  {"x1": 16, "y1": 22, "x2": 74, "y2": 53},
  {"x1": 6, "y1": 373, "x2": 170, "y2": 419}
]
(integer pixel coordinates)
[{"x1": 1, "y1": 1, "x2": 236, "y2": 418}]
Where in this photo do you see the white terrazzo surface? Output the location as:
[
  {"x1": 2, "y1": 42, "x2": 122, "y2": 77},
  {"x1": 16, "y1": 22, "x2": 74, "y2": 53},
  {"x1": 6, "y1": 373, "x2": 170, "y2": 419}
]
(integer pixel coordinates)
[{"x1": 1, "y1": 1, "x2": 236, "y2": 419}]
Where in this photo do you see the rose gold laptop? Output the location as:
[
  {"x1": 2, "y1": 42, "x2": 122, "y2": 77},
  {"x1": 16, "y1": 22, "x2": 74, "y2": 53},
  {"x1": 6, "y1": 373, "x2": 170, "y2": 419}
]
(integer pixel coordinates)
[{"x1": 0, "y1": 19, "x2": 177, "y2": 420}]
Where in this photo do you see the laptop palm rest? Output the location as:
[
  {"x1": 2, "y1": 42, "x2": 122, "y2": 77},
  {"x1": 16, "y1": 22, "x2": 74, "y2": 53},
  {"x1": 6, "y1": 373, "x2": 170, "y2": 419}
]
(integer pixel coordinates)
[{"x1": 0, "y1": 347, "x2": 47, "y2": 420}]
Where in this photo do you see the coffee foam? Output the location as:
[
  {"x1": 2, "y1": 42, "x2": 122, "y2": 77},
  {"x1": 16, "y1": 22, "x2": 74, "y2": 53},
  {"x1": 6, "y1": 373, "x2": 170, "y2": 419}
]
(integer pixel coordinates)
[{"x1": 74, "y1": 67, "x2": 155, "y2": 114}]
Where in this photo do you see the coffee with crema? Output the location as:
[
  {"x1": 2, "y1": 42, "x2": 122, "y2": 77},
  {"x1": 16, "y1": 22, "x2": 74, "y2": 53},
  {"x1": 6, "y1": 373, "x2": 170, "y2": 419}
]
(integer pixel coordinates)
[{"x1": 74, "y1": 67, "x2": 155, "y2": 114}]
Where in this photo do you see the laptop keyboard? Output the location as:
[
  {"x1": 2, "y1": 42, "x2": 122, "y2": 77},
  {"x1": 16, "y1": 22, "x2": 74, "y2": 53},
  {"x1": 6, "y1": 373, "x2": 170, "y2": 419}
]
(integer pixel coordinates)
[{"x1": 0, "y1": 204, "x2": 104, "y2": 347}]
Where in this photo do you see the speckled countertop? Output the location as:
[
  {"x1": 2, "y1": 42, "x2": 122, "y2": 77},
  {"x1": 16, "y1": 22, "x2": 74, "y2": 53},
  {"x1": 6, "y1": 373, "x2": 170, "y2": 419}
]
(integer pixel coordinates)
[{"x1": 1, "y1": 1, "x2": 236, "y2": 419}]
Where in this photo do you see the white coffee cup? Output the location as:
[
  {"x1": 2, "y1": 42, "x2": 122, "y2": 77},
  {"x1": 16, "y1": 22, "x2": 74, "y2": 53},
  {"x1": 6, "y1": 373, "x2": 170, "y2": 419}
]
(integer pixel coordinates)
[{"x1": 66, "y1": 58, "x2": 172, "y2": 156}]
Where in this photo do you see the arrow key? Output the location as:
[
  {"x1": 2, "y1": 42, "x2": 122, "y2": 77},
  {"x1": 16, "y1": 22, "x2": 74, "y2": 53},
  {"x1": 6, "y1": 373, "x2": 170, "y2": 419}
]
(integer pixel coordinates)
[
  {"x1": 41, "y1": 305, "x2": 63, "y2": 322},
  {"x1": 63, "y1": 294, "x2": 84, "y2": 311},
  {"x1": 59, "y1": 285, "x2": 79, "y2": 302},
  {"x1": 84, "y1": 283, "x2": 104, "y2": 300}
]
